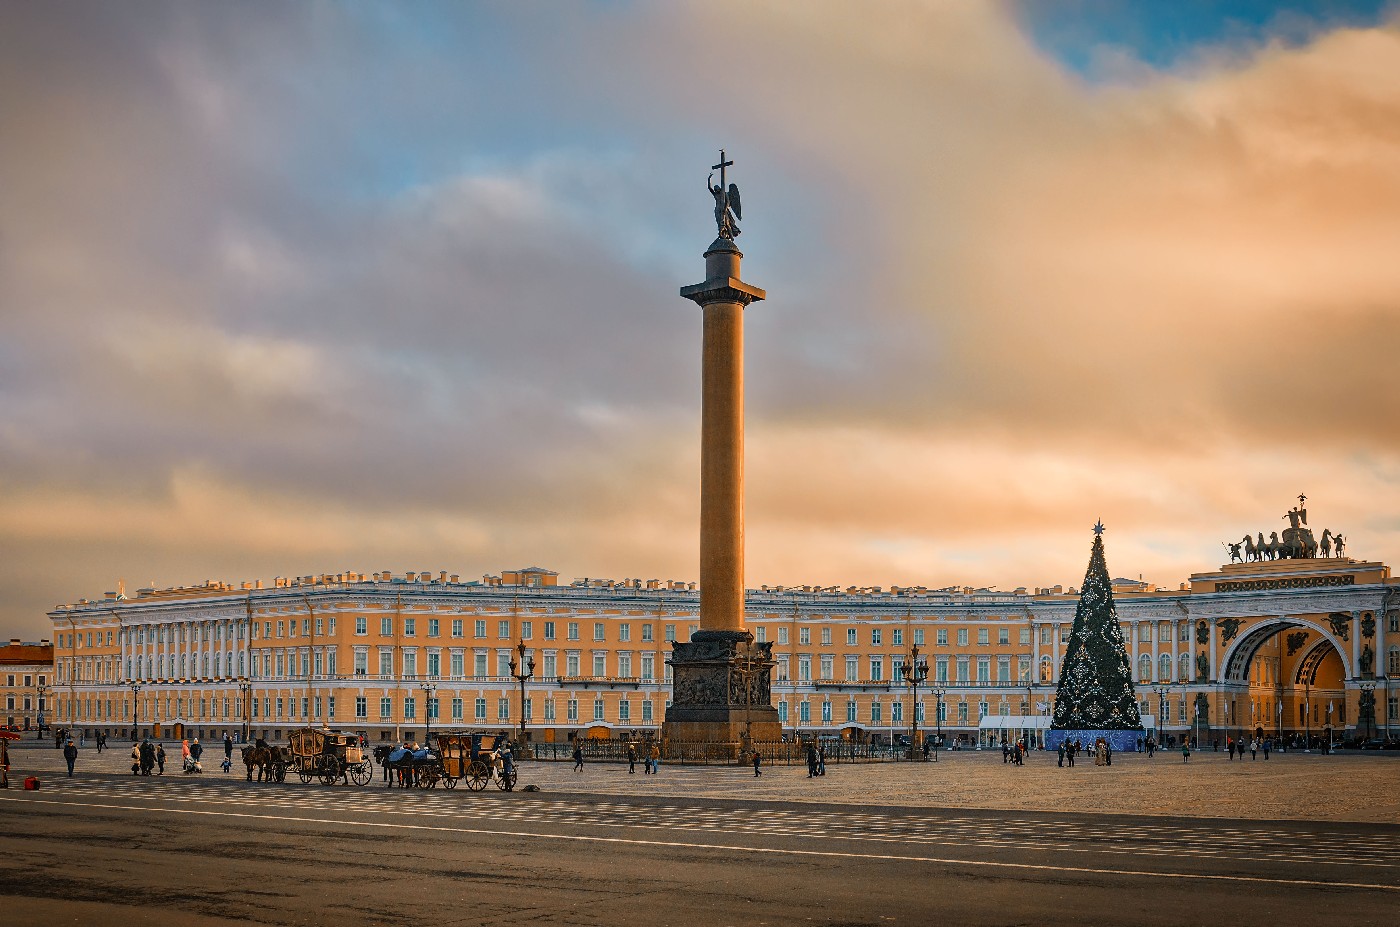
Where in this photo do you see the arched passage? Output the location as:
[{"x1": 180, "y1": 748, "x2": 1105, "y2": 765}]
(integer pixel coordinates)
[{"x1": 1221, "y1": 618, "x2": 1350, "y2": 685}]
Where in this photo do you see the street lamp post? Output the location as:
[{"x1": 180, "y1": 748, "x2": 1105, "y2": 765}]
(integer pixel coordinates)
[
  {"x1": 508, "y1": 641, "x2": 535, "y2": 758},
  {"x1": 130, "y1": 681, "x2": 142, "y2": 739},
  {"x1": 419, "y1": 680, "x2": 437, "y2": 747},
  {"x1": 238, "y1": 680, "x2": 253, "y2": 744},
  {"x1": 35, "y1": 681, "x2": 47, "y2": 740},
  {"x1": 1152, "y1": 685, "x2": 1168, "y2": 749},
  {"x1": 904, "y1": 645, "x2": 929, "y2": 760},
  {"x1": 1303, "y1": 682, "x2": 1311, "y2": 752},
  {"x1": 931, "y1": 684, "x2": 946, "y2": 763}
]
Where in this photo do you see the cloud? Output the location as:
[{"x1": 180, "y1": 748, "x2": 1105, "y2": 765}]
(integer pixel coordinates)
[{"x1": 1, "y1": 1, "x2": 1398, "y2": 639}]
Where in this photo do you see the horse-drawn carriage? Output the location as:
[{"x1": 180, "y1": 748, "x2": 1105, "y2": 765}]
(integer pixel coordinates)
[
  {"x1": 288, "y1": 728, "x2": 373, "y2": 786},
  {"x1": 374, "y1": 732, "x2": 516, "y2": 790},
  {"x1": 241, "y1": 742, "x2": 293, "y2": 782},
  {"x1": 438, "y1": 732, "x2": 517, "y2": 791}
]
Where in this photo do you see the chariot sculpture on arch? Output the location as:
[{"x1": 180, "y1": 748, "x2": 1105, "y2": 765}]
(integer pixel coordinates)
[{"x1": 708, "y1": 149, "x2": 742, "y2": 240}]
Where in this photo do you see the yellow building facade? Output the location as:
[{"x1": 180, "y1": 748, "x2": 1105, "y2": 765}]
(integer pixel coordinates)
[{"x1": 47, "y1": 556, "x2": 1398, "y2": 747}]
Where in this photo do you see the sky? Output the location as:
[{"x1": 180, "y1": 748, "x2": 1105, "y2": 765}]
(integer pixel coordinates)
[{"x1": 3, "y1": 1, "x2": 1399, "y2": 641}]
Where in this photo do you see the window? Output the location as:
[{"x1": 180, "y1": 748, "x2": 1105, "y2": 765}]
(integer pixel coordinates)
[
  {"x1": 567, "y1": 699, "x2": 578, "y2": 722},
  {"x1": 475, "y1": 653, "x2": 488, "y2": 677},
  {"x1": 378, "y1": 650, "x2": 393, "y2": 676},
  {"x1": 1138, "y1": 624, "x2": 1151, "y2": 642},
  {"x1": 936, "y1": 629, "x2": 948, "y2": 646},
  {"x1": 355, "y1": 697, "x2": 367, "y2": 719},
  {"x1": 936, "y1": 657, "x2": 949, "y2": 682},
  {"x1": 544, "y1": 653, "x2": 557, "y2": 678},
  {"x1": 475, "y1": 698, "x2": 487, "y2": 721},
  {"x1": 642, "y1": 623, "x2": 654, "y2": 642},
  {"x1": 799, "y1": 701, "x2": 811, "y2": 723},
  {"x1": 846, "y1": 628, "x2": 857, "y2": 646},
  {"x1": 821, "y1": 627, "x2": 832, "y2": 645},
  {"x1": 428, "y1": 618, "x2": 439, "y2": 637},
  {"x1": 869, "y1": 658, "x2": 882, "y2": 681},
  {"x1": 755, "y1": 626, "x2": 766, "y2": 643},
  {"x1": 593, "y1": 699, "x2": 605, "y2": 721},
  {"x1": 1159, "y1": 653, "x2": 1172, "y2": 681},
  {"x1": 499, "y1": 620, "x2": 511, "y2": 639},
  {"x1": 845, "y1": 656, "x2": 858, "y2": 681},
  {"x1": 820, "y1": 654, "x2": 833, "y2": 680},
  {"x1": 1039, "y1": 656, "x2": 1052, "y2": 682},
  {"x1": 799, "y1": 627, "x2": 810, "y2": 645},
  {"x1": 1040, "y1": 626, "x2": 1052, "y2": 645},
  {"x1": 618, "y1": 623, "x2": 630, "y2": 642},
  {"x1": 355, "y1": 617, "x2": 367, "y2": 635},
  {"x1": 1179, "y1": 623, "x2": 1191, "y2": 642},
  {"x1": 871, "y1": 629, "x2": 882, "y2": 646},
  {"x1": 544, "y1": 621, "x2": 556, "y2": 640},
  {"x1": 619, "y1": 654, "x2": 632, "y2": 677},
  {"x1": 1388, "y1": 647, "x2": 1400, "y2": 676},
  {"x1": 956, "y1": 657, "x2": 969, "y2": 683},
  {"x1": 1019, "y1": 628, "x2": 1030, "y2": 645},
  {"x1": 427, "y1": 652, "x2": 441, "y2": 678},
  {"x1": 475, "y1": 620, "x2": 487, "y2": 638},
  {"x1": 778, "y1": 701, "x2": 788, "y2": 723},
  {"x1": 977, "y1": 628, "x2": 990, "y2": 646},
  {"x1": 997, "y1": 628, "x2": 1009, "y2": 645},
  {"x1": 569, "y1": 622, "x2": 580, "y2": 641},
  {"x1": 1179, "y1": 653, "x2": 1192, "y2": 682},
  {"x1": 641, "y1": 655, "x2": 654, "y2": 680},
  {"x1": 870, "y1": 702, "x2": 882, "y2": 724},
  {"x1": 892, "y1": 628, "x2": 903, "y2": 647},
  {"x1": 498, "y1": 697, "x2": 511, "y2": 721},
  {"x1": 452, "y1": 698, "x2": 463, "y2": 721},
  {"x1": 778, "y1": 628, "x2": 789, "y2": 645},
  {"x1": 977, "y1": 658, "x2": 989, "y2": 683},
  {"x1": 354, "y1": 651, "x2": 367, "y2": 676},
  {"x1": 1390, "y1": 611, "x2": 1400, "y2": 633},
  {"x1": 593, "y1": 654, "x2": 606, "y2": 676},
  {"x1": 618, "y1": 699, "x2": 630, "y2": 721},
  {"x1": 664, "y1": 624, "x2": 675, "y2": 642},
  {"x1": 567, "y1": 653, "x2": 579, "y2": 676},
  {"x1": 402, "y1": 618, "x2": 415, "y2": 637},
  {"x1": 642, "y1": 700, "x2": 653, "y2": 721},
  {"x1": 798, "y1": 655, "x2": 810, "y2": 681},
  {"x1": 404, "y1": 697, "x2": 416, "y2": 720},
  {"x1": 450, "y1": 652, "x2": 464, "y2": 677},
  {"x1": 997, "y1": 656, "x2": 1010, "y2": 683},
  {"x1": 957, "y1": 629, "x2": 969, "y2": 646},
  {"x1": 380, "y1": 617, "x2": 392, "y2": 636},
  {"x1": 452, "y1": 619, "x2": 463, "y2": 638}
]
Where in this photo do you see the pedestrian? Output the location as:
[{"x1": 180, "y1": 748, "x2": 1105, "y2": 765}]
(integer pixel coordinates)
[
  {"x1": 1182, "y1": 740, "x2": 1191, "y2": 763},
  {"x1": 224, "y1": 733, "x2": 233, "y2": 761},
  {"x1": 1002, "y1": 742, "x2": 1010, "y2": 764},
  {"x1": 572, "y1": 742, "x2": 584, "y2": 772},
  {"x1": 627, "y1": 743, "x2": 637, "y2": 774},
  {"x1": 1250, "y1": 738, "x2": 1258, "y2": 761},
  {"x1": 63, "y1": 738, "x2": 78, "y2": 777},
  {"x1": 131, "y1": 742, "x2": 141, "y2": 775},
  {"x1": 1057, "y1": 741, "x2": 1065, "y2": 768},
  {"x1": 752, "y1": 750, "x2": 762, "y2": 777},
  {"x1": 191, "y1": 738, "x2": 203, "y2": 766},
  {"x1": 649, "y1": 742, "x2": 661, "y2": 774},
  {"x1": 1227, "y1": 737, "x2": 1235, "y2": 760},
  {"x1": 1146, "y1": 738, "x2": 1155, "y2": 758},
  {"x1": 1105, "y1": 741, "x2": 1112, "y2": 766},
  {"x1": 97, "y1": 732, "x2": 106, "y2": 753},
  {"x1": 806, "y1": 743, "x2": 818, "y2": 778},
  {"x1": 156, "y1": 742, "x2": 166, "y2": 775},
  {"x1": 1068, "y1": 740, "x2": 1077, "y2": 768},
  {"x1": 817, "y1": 745, "x2": 826, "y2": 776},
  {"x1": 1262, "y1": 738, "x2": 1271, "y2": 760}
]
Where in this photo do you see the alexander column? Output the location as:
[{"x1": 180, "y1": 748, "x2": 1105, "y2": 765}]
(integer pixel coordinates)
[{"x1": 663, "y1": 151, "x2": 782, "y2": 749}]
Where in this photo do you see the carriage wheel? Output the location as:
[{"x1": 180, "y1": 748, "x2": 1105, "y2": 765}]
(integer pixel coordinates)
[
  {"x1": 466, "y1": 759, "x2": 489, "y2": 791},
  {"x1": 417, "y1": 767, "x2": 439, "y2": 789},
  {"x1": 442, "y1": 776, "x2": 457, "y2": 790},
  {"x1": 496, "y1": 768, "x2": 517, "y2": 791},
  {"x1": 350, "y1": 763, "x2": 372, "y2": 786},
  {"x1": 297, "y1": 768, "x2": 313, "y2": 784},
  {"x1": 319, "y1": 768, "x2": 339, "y2": 786}
]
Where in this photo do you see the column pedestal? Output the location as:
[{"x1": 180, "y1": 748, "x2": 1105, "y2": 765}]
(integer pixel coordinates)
[{"x1": 663, "y1": 630, "x2": 782, "y2": 750}]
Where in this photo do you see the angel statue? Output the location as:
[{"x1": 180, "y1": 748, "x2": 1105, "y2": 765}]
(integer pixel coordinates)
[{"x1": 708, "y1": 150, "x2": 742, "y2": 240}]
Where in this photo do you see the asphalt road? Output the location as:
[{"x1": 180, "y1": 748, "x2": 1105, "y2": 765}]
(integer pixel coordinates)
[{"x1": 1, "y1": 763, "x2": 1397, "y2": 926}]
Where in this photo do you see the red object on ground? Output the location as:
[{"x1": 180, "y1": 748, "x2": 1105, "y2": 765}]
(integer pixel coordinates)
[
  {"x1": 0, "y1": 731, "x2": 22, "y2": 740},
  {"x1": 23, "y1": 777, "x2": 40, "y2": 790}
]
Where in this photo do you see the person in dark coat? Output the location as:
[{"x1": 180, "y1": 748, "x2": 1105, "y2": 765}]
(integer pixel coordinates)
[
  {"x1": 224, "y1": 734, "x2": 234, "y2": 760},
  {"x1": 626, "y1": 744, "x2": 637, "y2": 774},
  {"x1": 806, "y1": 744, "x2": 819, "y2": 778},
  {"x1": 156, "y1": 742, "x2": 166, "y2": 775},
  {"x1": 752, "y1": 750, "x2": 762, "y2": 777},
  {"x1": 572, "y1": 742, "x2": 584, "y2": 772},
  {"x1": 1057, "y1": 742, "x2": 1066, "y2": 767},
  {"x1": 63, "y1": 739, "x2": 78, "y2": 776}
]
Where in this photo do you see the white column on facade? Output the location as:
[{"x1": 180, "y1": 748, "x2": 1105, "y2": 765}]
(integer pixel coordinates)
[
  {"x1": 1151, "y1": 620, "x2": 1160, "y2": 681},
  {"x1": 1170, "y1": 620, "x2": 1179, "y2": 681},
  {"x1": 1129, "y1": 621, "x2": 1139, "y2": 677}
]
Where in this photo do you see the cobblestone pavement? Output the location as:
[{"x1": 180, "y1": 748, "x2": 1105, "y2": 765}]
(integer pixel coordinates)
[{"x1": 10, "y1": 740, "x2": 1398, "y2": 823}]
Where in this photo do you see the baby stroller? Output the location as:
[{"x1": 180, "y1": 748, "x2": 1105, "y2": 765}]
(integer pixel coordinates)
[{"x1": 183, "y1": 756, "x2": 203, "y2": 775}]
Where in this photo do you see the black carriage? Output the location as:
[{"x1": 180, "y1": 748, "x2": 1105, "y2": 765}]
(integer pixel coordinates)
[{"x1": 375, "y1": 741, "x2": 444, "y2": 788}]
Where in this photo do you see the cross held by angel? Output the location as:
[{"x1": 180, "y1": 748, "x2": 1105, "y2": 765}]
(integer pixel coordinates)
[{"x1": 708, "y1": 149, "x2": 742, "y2": 240}]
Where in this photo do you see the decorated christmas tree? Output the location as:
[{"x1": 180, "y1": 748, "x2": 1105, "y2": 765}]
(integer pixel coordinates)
[{"x1": 1051, "y1": 522, "x2": 1142, "y2": 732}]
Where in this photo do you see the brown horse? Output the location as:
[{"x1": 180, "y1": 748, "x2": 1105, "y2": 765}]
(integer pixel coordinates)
[{"x1": 241, "y1": 745, "x2": 272, "y2": 782}]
